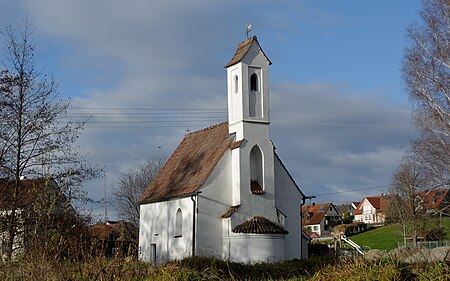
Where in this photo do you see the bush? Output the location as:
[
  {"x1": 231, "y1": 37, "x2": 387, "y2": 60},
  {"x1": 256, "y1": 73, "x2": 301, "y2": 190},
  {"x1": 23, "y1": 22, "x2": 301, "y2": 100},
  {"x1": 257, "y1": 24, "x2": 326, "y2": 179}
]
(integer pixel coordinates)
[
  {"x1": 333, "y1": 222, "x2": 368, "y2": 236},
  {"x1": 180, "y1": 255, "x2": 338, "y2": 280},
  {"x1": 309, "y1": 243, "x2": 330, "y2": 257},
  {"x1": 426, "y1": 227, "x2": 446, "y2": 241}
]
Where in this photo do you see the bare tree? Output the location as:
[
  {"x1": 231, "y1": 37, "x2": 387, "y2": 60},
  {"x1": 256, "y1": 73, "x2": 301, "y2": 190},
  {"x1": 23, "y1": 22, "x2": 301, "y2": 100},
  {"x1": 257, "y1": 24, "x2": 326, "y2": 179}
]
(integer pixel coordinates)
[
  {"x1": 388, "y1": 158, "x2": 429, "y2": 245},
  {"x1": 388, "y1": 0, "x2": 450, "y2": 246},
  {"x1": 0, "y1": 20, "x2": 98, "y2": 260},
  {"x1": 403, "y1": 0, "x2": 450, "y2": 187},
  {"x1": 112, "y1": 156, "x2": 164, "y2": 227}
]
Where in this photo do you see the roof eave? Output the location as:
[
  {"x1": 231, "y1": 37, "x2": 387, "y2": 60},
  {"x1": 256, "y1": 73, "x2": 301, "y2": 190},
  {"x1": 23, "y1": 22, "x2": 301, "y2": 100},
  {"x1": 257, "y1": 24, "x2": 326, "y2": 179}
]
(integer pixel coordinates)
[{"x1": 140, "y1": 191, "x2": 201, "y2": 205}]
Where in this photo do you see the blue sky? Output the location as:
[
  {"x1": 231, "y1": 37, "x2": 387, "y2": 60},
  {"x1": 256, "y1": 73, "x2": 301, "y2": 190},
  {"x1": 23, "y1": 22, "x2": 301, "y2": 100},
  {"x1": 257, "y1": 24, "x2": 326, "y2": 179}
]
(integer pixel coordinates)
[{"x1": 0, "y1": 0, "x2": 421, "y2": 219}]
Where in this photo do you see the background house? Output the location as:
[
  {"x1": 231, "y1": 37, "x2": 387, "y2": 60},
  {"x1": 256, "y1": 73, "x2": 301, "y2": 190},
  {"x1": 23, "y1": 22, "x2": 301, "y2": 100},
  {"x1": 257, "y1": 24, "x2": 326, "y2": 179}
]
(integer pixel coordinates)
[
  {"x1": 354, "y1": 194, "x2": 396, "y2": 224},
  {"x1": 302, "y1": 203, "x2": 343, "y2": 237},
  {"x1": 335, "y1": 203, "x2": 356, "y2": 223},
  {"x1": 89, "y1": 220, "x2": 138, "y2": 257},
  {"x1": 0, "y1": 178, "x2": 76, "y2": 260},
  {"x1": 138, "y1": 36, "x2": 306, "y2": 265},
  {"x1": 417, "y1": 188, "x2": 450, "y2": 216}
]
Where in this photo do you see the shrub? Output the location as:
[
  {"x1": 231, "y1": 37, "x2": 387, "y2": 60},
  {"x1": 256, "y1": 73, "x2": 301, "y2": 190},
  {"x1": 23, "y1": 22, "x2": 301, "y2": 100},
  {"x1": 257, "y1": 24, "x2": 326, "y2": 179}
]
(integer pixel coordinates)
[{"x1": 309, "y1": 243, "x2": 330, "y2": 257}]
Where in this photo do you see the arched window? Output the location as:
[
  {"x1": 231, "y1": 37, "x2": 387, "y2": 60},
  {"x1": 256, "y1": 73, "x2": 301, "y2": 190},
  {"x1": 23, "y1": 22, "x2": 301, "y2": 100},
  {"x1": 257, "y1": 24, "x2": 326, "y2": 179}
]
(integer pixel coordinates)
[
  {"x1": 249, "y1": 73, "x2": 262, "y2": 118},
  {"x1": 250, "y1": 73, "x2": 258, "y2": 91},
  {"x1": 175, "y1": 208, "x2": 182, "y2": 237},
  {"x1": 250, "y1": 145, "x2": 264, "y2": 194},
  {"x1": 234, "y1": 75, "x2": 239, "y2": 94}
]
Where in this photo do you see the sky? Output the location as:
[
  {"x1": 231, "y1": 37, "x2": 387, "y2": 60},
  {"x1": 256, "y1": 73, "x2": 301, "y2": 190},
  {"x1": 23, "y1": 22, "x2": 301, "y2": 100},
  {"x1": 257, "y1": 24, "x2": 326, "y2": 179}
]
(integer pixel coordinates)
[{"x1": 0, "y1": 0, "x2": 422, "y2": 220}]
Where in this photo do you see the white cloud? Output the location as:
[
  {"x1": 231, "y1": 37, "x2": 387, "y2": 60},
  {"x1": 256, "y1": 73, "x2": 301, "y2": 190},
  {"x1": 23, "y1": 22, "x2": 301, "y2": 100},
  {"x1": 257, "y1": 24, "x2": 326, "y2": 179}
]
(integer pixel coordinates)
[{"x1": 0, "y1": 0, "x2": 418, "y2": 218}]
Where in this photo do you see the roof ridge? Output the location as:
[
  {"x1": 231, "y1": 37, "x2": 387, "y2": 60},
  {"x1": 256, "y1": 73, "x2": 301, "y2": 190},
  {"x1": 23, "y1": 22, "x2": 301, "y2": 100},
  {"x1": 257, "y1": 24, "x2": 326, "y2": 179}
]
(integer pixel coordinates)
[
  {"x1": 225, "y1": 35, "x2": 271, "y2": 68},
  {"x1": 188, "y1": 121, "x2": 228, "y2": 135}
]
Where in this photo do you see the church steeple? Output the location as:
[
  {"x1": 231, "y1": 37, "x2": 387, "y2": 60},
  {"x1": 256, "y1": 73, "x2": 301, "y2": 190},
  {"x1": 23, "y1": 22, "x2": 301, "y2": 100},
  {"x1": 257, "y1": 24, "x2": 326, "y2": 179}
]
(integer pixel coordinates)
[
  {"x1": 225, "y1": 36, "x2": 276, "y2": 209},
  {"x1": 225, "y1": 36, "x2": 271, "y2": 140}
]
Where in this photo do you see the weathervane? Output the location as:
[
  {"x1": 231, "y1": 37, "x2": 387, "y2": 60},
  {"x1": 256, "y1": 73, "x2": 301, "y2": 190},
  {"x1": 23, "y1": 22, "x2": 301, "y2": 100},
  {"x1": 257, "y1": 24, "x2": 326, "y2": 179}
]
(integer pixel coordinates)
[{"x1": 245, "y1": 22, "x2": 252, "y2": 39}]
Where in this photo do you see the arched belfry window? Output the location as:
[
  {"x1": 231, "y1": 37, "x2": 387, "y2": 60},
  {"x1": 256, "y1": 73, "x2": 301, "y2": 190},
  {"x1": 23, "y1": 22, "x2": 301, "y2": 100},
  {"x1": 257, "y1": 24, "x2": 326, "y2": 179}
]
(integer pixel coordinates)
[
  {"x1": 250, "y1": 145, "x2": 264, "y2": 194},
  {"x1": 234, "y1": 75, "x2": 239, "y2": 94},
  {"x1": 175, "y1": 208, "x2": 182, "y2": 237},
  {"x1": 250, "y1": 73, "x2": 258, "y2": 91},
  {"x1": 249, "y1": 72, "x2": 262, "y2": 118}
]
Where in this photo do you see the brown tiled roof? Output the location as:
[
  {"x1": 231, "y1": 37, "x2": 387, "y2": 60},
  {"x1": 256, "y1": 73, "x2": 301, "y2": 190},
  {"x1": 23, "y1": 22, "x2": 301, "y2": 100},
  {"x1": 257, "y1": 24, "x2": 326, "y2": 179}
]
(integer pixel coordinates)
[
  {"x1": 0, "y1": 178, "x2": 58, "y2": 209},
  {"x1": 417, "y1": 188, "x2": 450, "y2": 209},
  {"x1": 354, "y1": 194, "x2": 397, "y2": 215},
  {"x1": 232, "y1": 216, "x2": 288, "y2": 234},
  {"x1": 89, "y1": 220, "x2": 138, "y2": 241},
  {"x1": 335, "y1": 204, "x2": 354, "y2": 214},
  {"x1": 250, "y1": 180, "x2": 264, "y2": 194},
  {"x1": 301, "y1": 203, "x2": 331, "y2": 225},
  {"x1": 221, "y1": 205, "x2": 240, "y2": 218},
  {"x1": 230, "y1": 139, "x2": 243, "y2": 149},
  {"x1": 225, "y1": 35, "x2": 272, "y2": 68},
  {"x1": 139, "y1": 122, "x2": 233, "y2": 203}
]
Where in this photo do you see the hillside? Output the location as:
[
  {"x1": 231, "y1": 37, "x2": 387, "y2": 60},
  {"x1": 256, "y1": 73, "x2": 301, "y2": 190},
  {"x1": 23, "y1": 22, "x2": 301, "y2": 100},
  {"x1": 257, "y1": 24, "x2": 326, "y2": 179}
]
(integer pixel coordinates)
[
  {"x1": 348, "y1": 217, "x2": 450, "y2": 251},
  {"x1": 349, "y1": 224, "x2": 403, "y2": 250}
]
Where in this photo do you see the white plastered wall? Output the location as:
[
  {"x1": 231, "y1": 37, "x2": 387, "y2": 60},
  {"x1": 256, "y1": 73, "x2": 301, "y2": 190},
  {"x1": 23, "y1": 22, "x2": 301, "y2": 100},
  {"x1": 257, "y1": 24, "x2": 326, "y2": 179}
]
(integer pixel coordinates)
[
  {"x1": 230, "y1": 126, "x2": 277, "y2": 226},
  {"x1": 274, "y1": 155, "x2": 304, "y2": 260},
  {"x1": 139, "y1": 197, "x2": 193, "y2": 265},
  {"x1": 228, "y1": 233, "x2": 285, "y2": 263},
  {"x1": 195, "y1": 150, "x2": 233, "y2": 258}
]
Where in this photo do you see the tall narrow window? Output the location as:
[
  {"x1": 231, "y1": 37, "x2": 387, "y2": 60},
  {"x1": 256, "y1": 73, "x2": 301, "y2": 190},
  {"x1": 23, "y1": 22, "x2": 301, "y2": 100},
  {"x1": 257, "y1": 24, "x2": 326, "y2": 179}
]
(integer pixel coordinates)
[
  {"x1": 234, "y1": 75, "x2": 238, "y2": 94},
  {"x1": 250, "y1": 73, "x2": 258, "y2": 91},
  {"x1": 249, "y1": 72, "x2": 262, "y2": 118},
  {"x1": 250, "y1": 145, "x2": 264, "y2": 194},
  {"x1": 175, "y1": 208, "x2": 182, "y2": 237}
]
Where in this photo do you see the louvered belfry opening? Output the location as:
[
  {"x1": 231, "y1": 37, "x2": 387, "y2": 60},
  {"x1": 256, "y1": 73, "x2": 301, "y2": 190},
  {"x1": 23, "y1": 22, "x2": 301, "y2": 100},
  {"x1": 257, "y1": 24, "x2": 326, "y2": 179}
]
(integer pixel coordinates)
[
  {"x1": 251, "y1": 180, "x2": 264, "y2": 194},
  {"x1": 250, "y1": 145, "x2": 264, "y2": 194}
]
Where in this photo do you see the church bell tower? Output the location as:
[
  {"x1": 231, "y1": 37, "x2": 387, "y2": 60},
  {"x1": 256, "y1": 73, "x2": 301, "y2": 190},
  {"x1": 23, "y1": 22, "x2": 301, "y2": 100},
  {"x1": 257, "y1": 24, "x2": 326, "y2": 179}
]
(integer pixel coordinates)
[
  {"x1": 225, "y1": 36, "x2": 276, "y2": 216},
  {"x1": 225, "y1": 36, "x2": 272, "y2": 140}
]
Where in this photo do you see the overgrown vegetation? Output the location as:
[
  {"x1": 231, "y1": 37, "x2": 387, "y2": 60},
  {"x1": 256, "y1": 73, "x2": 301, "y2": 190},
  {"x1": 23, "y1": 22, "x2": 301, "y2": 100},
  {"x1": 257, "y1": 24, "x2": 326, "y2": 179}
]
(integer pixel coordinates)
[{"x1": 1, "y1": 254, "x2": 450, "y2": 280}]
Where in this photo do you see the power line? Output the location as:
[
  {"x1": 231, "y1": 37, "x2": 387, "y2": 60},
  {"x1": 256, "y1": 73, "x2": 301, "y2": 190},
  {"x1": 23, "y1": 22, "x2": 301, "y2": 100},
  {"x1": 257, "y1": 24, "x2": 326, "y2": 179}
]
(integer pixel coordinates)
[
  {"x1": 69, "y1": 106, "x2": 227, "y2": 111},
  {"x1": 312, "y1": 184, "x2": 390, "y2": 197},
  {"x1": 62, "y1": 107, "x2": 413, "y2": 129}
]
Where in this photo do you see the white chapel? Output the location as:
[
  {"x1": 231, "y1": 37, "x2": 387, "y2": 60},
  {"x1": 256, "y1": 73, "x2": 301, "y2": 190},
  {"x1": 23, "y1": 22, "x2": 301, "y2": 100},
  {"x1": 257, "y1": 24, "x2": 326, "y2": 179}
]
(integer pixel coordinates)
[{"x1": 139, "y1": 36, "x2": 307, "y2": 264}]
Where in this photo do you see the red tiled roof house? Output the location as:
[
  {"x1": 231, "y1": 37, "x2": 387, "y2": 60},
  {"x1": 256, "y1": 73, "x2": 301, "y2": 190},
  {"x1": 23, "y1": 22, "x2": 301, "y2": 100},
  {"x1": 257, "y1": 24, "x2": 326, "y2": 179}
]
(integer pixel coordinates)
[
  {"x1": 302, "y1": 203, "x2": 343, "y2": 237},
  {"x1": 354, "y1": 194, "x2": 396, "y2": 224},
  {"x1": 138, "y1": 36, "x2": 306, "y2": 264},
  {"x1": 417, "y1": 188, "x2": 450, "y2": 215}
]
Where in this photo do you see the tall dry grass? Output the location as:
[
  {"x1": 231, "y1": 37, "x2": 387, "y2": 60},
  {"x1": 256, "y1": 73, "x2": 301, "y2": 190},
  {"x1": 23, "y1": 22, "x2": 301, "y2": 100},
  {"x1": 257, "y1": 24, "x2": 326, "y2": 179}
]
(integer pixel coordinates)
[{"x1": 1, "y1": 252, "x2": 450, "y2": 280}]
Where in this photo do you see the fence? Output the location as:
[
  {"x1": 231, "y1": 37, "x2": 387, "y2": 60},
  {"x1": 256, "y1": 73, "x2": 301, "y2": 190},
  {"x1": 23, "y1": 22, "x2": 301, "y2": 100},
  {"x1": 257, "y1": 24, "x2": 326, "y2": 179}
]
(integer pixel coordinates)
[{"x1": 397, "y1": 240, "x2": 450, "y2": 249}]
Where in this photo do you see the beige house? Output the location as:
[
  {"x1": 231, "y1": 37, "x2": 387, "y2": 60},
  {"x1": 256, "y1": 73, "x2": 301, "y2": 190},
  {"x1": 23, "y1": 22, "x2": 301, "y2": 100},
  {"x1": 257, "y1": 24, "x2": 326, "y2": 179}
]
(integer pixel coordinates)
[{"x1": 354, "y1": 194, "x2": 396, "y2": 224}]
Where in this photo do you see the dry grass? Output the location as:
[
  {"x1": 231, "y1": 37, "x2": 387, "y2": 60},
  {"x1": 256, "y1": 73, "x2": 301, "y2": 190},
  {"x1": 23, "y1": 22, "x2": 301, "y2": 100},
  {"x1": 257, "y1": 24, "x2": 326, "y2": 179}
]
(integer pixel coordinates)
[{"x1": 1, "y1": 253, "x2": 450, "y2": 280}]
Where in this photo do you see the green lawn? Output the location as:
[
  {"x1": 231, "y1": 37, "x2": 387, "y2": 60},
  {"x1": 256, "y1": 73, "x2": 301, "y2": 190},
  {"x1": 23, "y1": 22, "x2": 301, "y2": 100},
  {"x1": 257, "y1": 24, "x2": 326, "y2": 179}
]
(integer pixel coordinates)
[
  {"x1": 349, "y1": 224, "x2": 403, "y2": 250},
  {"x1": 348, "y1": 217, "x2": 450, "y2": 251},
  {"x1": 442, "y1": 217, "x2": 450, "y2": 239}
]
